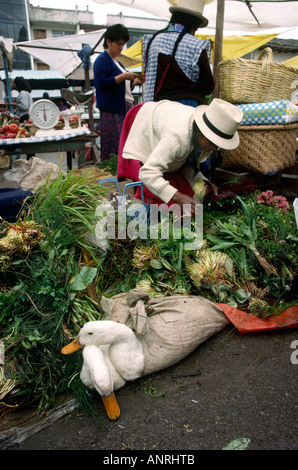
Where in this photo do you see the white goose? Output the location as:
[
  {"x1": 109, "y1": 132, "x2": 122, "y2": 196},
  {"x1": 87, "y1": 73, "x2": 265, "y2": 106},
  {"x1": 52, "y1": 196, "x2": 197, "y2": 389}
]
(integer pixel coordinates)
[{"x1": 61, "y1": 320, "x2": 145, "y2": 420}]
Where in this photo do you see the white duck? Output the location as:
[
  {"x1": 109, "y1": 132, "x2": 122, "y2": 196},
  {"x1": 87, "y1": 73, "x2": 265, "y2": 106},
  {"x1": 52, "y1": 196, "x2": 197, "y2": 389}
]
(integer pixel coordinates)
[{"x1": 61, "y1": 320, "x2": 145, "y2": 420}]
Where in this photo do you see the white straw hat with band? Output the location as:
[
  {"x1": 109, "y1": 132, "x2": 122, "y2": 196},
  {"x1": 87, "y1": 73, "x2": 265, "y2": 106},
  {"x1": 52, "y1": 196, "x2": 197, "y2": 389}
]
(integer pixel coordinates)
[
  {"x1": 194, "y1": 98, "x2": 243, "y2": 150},
  {"x1": 169, "y1": 0, "x2": 209, "y2": 28}
]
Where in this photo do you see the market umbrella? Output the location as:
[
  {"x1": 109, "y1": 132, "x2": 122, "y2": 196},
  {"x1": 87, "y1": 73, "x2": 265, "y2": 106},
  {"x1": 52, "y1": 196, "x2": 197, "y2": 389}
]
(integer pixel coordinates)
[
  {"x1": 92, "y1": 0, "x2": 298, "y2": 95},
  {"x1": 92, "y1": 0, "x2": 298, "y2": 32}
]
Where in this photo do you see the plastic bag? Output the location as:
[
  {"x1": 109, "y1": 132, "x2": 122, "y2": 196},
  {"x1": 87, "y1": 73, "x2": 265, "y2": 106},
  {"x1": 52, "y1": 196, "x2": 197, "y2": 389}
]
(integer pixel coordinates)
[
  {"x1": 294, "y1": 198, "x2": 298, "y2": 229},
  {"x1": 216, "y1": 303, "x2": 298, "y2": 333}
]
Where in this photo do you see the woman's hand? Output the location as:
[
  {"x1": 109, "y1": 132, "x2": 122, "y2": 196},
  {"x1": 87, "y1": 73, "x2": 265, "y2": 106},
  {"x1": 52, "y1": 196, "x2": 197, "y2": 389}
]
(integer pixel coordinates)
[
  {"x1": 205, "y1": 180, "x2": 218, "y2": 196},
  {"x1": 115, "y1": 71, "x2": 138, "y2": 84},
  {"x1": 124, "y1": 71, "x2": 139, "y2": 81},
  {"x1": 115, "y1": 72, "x2": 144, "y2": 87},
  {"x1": 171, "y1": 191, "x2": 202, "y2": 217},
  {"x1": 132, "y1": 76, "x2": 144, "y2": 87},
  {"x1": 117, "y1": 71, "x2": 138, "y2": 82}
]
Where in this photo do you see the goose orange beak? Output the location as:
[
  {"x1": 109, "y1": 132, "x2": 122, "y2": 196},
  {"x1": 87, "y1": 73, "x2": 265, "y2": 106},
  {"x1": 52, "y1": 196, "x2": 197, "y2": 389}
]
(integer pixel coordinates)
[
  {"x1": 61, "y1": 337, "x2": 83, "y2": 354},
  {"x1": 102, "y1": 392, "x2": 120, "y2": 420}
]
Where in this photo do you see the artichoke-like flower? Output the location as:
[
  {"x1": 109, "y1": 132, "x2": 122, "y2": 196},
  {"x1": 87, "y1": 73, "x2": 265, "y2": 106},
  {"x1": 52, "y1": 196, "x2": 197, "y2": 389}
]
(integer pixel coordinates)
[
  {"x1": 248, "y1": 298, "x2": 269, "y2": 317},
  {"x1": 0, "y1": 366, "x2": 18, "y2": 402},
  {"x1": 135, "y1": 279, "x2": 159, "y2": 297},
  {"x1": 184, "y1": 249, "x2": 233, "y2": 289},
  {"x1": 0, "y1": 220, "x2": 44, "y2": 271},
  {"x1": 132, "y1": 244, "x2": 159, "y2": 271},
  {"x1": 243, "y1": 281, "x2": 270, "y2": 317}
]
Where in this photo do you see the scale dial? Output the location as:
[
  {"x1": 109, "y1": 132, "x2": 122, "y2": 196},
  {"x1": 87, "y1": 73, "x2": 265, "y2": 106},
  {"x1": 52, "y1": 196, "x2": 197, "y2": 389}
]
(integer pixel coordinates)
[{"x1": 29, "y1": 99, "x2": 60, "y2": 130}]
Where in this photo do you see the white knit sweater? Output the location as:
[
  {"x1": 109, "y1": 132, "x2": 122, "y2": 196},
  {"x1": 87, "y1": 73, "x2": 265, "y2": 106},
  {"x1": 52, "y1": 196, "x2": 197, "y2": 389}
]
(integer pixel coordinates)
[{"x1": 122, "y1": 100, "x2": 208, "y2": 203}]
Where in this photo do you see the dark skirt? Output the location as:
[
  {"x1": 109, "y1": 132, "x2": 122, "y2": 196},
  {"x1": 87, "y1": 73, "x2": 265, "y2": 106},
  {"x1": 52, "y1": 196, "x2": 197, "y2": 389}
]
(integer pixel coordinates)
[{"x1": 99, "y1": 101, "x2": 132, "y2": 161}]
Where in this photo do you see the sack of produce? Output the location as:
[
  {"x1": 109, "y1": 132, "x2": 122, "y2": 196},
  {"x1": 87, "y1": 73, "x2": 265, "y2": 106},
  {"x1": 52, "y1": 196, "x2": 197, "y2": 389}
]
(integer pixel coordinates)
[{"x1": 100, "y1": 288, "x2": 230, "y2": 376}]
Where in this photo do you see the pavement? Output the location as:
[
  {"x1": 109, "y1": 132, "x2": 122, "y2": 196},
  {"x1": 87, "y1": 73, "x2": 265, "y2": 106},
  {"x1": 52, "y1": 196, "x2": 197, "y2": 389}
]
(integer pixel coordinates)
[{"x1": 1, "y1": 323, "x2": 297, "y2": 452}]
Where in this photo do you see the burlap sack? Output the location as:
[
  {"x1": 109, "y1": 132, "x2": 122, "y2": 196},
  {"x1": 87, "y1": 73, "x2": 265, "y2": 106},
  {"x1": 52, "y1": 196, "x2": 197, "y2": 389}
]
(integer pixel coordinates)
[
  {"x1": 4, "y1": 157, "x2": 62, "y2": 191},
  {"x1": 100, "y1": 288, "x2": 230, "y2": 376}
]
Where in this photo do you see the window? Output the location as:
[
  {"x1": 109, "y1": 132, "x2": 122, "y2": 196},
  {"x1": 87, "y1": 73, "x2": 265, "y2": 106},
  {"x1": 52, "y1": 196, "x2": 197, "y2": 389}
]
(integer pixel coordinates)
[
  {"x1": 52, "y1": 30, "x2": 73, "y2": 38},
  {"x1": 34, "y1": 29, "x2": 46, "y2": 40},
  {"x1": 127, "y1": 33, "x2": 142, "y2": 48}
]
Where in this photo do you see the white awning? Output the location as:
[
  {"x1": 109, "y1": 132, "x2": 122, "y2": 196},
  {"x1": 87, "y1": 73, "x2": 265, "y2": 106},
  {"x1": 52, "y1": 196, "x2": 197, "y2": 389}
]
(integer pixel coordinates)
[
  {"x1": 92, "y1": 0, "x2": 298, "y2": 34},
  {"x1": 15, "y1": 29, "x2": 140, "y2": 80}
]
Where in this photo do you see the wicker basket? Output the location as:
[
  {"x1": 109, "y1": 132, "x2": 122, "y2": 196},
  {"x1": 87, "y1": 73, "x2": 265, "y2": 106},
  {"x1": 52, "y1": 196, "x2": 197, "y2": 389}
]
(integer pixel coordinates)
[
  {"x1": 218, "y1": 47, "x2": 298, "y2": 104},
  {"x1": 223, "y1": 122, "x2": 298, "y2": 175}
]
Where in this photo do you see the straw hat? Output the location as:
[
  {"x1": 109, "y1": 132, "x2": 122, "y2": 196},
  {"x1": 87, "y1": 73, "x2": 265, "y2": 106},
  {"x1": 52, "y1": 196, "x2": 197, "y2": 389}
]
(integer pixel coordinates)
[
  {"x1": 194, "y1": 99, "x2": 243, "y2": 150},
  {"x1": 169, "y1": 0, "x2": 209, "y2": 28}
]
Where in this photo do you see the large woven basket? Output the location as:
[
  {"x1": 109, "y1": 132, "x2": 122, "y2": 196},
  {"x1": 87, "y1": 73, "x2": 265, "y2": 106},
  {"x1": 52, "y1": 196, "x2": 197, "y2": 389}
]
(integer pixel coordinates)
[
  {"x1": 218, "y1": 47, "x2": 298, "y2": 104},
  {"x1": 223, "y1": 122, "x2": 298, "y2": 175}
]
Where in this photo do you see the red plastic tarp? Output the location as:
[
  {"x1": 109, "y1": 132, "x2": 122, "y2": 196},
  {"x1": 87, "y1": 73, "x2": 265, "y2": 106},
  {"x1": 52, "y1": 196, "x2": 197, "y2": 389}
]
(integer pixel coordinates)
[{"x1": 215, "y1": 303, "x2": 298, "y2": 333}]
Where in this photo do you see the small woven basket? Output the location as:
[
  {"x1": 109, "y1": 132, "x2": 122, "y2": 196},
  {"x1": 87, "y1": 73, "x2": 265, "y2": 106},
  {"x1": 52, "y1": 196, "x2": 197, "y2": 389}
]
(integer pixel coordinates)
[
  {"x1": 218, "y1": 47, "x2": 298, "y2": 104},
  {"x1": 223, "y1": 122, "x2": 298, "y2": 175}
]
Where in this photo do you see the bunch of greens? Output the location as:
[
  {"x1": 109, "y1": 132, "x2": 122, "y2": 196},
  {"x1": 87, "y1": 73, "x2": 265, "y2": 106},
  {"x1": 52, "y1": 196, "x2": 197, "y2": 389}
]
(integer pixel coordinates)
[
  {"x1": 0, "y1": 170, "x2": 107, "y2": 413},
  {"x1": 203, "y1": 194, "x2": 298, "y2": 315}
]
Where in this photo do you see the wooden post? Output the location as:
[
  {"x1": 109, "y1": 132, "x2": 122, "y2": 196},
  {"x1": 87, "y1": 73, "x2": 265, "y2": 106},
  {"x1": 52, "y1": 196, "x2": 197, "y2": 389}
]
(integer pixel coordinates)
[
  {"x1": 84, "y1": 66, "x2": 95, "y2": 134},
  {"x1": 212, "y1": 0, "x2": 225, "y2": 99}
]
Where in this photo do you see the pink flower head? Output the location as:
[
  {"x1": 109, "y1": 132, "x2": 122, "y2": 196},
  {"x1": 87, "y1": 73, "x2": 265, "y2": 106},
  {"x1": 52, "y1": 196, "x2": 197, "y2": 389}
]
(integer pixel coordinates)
[{"x1": 256, "y1": 191, "x2": 290, "y2": 213}]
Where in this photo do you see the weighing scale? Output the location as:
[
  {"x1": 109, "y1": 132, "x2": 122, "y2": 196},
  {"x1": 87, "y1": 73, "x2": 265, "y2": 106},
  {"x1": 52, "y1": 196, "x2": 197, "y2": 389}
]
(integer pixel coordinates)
[{"x1": 29, "y1": 99, "x2": 84, "y2": 136}]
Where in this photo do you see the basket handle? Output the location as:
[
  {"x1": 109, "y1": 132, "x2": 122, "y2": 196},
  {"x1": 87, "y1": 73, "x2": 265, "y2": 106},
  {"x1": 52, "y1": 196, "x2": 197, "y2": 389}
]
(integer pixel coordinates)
[{"x1": 257, "y1": 47, "x2": 273, "y2": 73}]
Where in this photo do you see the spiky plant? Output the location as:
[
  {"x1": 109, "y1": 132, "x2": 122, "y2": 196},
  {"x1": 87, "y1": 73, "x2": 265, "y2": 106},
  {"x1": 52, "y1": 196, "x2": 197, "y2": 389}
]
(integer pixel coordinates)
[{"x1": 184, "y1": 249, "x2": 233, "y2": 290}]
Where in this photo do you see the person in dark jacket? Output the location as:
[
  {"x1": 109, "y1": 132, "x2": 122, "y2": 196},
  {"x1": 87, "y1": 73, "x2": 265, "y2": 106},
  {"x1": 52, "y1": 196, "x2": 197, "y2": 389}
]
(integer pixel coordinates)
[{"x1": 93, "y1": 24, "x2": 143, "y2": 161}]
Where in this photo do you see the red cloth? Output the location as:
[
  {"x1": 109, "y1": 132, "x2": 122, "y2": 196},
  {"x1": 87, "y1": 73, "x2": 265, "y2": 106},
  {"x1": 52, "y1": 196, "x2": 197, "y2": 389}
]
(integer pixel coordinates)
[{"x1": 117, "y1": 103, "x2": 194, "y2": 206}]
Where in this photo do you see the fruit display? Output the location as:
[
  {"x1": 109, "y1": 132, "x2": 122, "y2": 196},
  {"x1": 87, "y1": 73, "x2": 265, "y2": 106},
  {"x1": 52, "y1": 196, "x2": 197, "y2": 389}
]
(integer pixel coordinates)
[
  {"x1": 58, "y1": 114, "x2": 81, "y2": 129},
  {"x1": 0, "y1": 111, "x2": 31, "y2": 139},
  {"x1": 0, "y1": 111, "x2": 84, "y2": 139}
]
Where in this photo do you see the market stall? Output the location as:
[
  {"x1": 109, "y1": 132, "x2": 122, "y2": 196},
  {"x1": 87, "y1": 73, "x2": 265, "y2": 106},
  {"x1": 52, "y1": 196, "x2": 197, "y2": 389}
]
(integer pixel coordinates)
[
  {"x1": 0, "y1": 127, "x2": 95, "y2": 170},
  {"x1": 93, "y1": 0, "x2": 298, "y2": 95},
  {"x1": 14, "y1": 29, "x2": 141, "y2": 163},
  {"x1": 0, "y1": 0, "x2": 298, "y2": 434}
]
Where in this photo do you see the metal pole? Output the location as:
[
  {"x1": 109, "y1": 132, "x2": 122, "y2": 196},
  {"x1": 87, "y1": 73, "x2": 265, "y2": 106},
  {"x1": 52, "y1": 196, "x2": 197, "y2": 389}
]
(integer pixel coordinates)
[{"x1": 3, "y1": 55, "x2": 14, "y2": 115}]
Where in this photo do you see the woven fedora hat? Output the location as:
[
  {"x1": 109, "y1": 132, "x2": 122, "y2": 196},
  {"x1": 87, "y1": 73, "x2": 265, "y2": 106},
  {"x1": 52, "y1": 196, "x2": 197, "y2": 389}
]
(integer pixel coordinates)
[
  {"x1": 194, "y1": 99, "x2": 243, "y2": 150},
  {"x1": 169, "y1": 0, "x2": 209, "y2": 28}
]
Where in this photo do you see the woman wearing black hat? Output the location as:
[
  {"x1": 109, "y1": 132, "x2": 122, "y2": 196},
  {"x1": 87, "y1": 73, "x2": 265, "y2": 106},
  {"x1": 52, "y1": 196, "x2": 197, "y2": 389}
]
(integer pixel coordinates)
[
  {"x1": 143, "y1": 0, "x2": 214, "y2": 106},
  {"x1": 142, "y1": 0, "x2": 214, "y2": 178}
]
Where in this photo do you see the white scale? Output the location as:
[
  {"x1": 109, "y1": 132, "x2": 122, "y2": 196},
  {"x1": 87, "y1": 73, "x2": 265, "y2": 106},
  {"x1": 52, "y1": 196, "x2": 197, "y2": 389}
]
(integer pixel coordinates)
[{"x1": 29, "y1": 99, "x2": 85, "y2": 137}]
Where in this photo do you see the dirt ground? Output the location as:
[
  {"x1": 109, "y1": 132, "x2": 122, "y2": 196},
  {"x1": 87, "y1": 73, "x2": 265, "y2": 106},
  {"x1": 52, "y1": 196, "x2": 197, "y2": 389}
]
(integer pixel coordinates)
[{"x1": 2, "y1": 323, "x2": 297, "y2": 452}]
